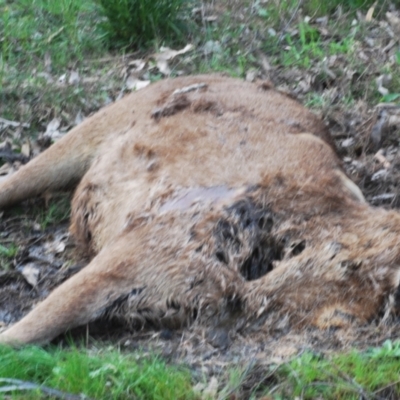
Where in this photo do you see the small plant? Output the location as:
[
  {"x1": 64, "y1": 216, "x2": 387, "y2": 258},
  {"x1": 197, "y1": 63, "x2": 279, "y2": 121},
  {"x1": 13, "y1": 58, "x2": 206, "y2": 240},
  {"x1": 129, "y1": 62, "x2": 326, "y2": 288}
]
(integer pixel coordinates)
[
  {"x1": 0, "y1": 243, "x2": 18, "y2": 271},
  {"x1": 95, "y1": 0, "x2": 192, "y2": 48},
  {"x1": 38, "y1": 195, "x2": 71, "y2": 230}
]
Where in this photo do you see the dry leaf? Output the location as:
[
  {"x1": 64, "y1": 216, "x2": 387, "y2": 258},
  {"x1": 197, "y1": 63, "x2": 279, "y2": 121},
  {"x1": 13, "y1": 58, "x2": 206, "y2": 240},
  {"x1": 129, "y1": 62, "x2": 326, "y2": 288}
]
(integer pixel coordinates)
[
  {"x1": 155, "y1": 44, "x2": 194, "y2": 62},
  {"x1": 272, "y1": 344, "x2": 299, "y2": 359},
  {"x1": 45, "y1": 118, "x2": 61, "y2": 137},
  {"x1": 36, "y1": 72, "x2": 54, "y2": 83},
  {"x1": 21, "y1": 264, "x2": 40, "y2": 287},
  {"x1": 44, "y1": 118, "x2": 66, "y2": 141},
  {"x1": 202, "y1": 377, "x2": 219, "y2": 398},
  {"x1": 365, "y1": 2, "x2": 376, "y2": 22},
  {"x1": 74, "y1": 111, "x2": 85, "y2": 126},
  {"x1": 82, "y1": 76, "x2": 99, "y2": 84},
  {"x1": 45, "y1": 240, "x2": 66, "y2": 254},
  {"x1": 126, "y1": 76, "x2": 151, "y2": 91},
  {"x1": 388, "y1": 115, "x2": 400, "y2": 127},
  {"x1": 371, "y1": 169, "x2": 388, "y2": 181},
  {"x1": 44, "y1": 52, "x2": 52, "y2": 72},
  {"x1": 68, "y1": 70, "x2": 80, "y2": 85},
  {"x1": 371, "y1": 110, "x2": 387, "y2": 147},
  {"x1": 374, "y1": 149, "x2": 391, "y2": 169},
  {"x1": 57, "y1": 73, "x2": 67, "y2": 85},
  {"x1": 128, "y1": 59, "x2": 146, "y2": 72},
  {"x1": 341, "y1": 138, "x2": 355, "y2": 148},
  {"x1": 156, "y1": 60, "x2": 171, "y2": 75},
  {"x1": 0, "y1": 117, "x2": 29, "y2": 129},
  {"x1": 376, "y1": 74, "x2": 391, "y2": 96},
  {"x1": 152, "y1": 44, "x2": 194, "y2": 76},
  {"x1": 0, "y1": 163, "x2": 12, "y2": 176},
  {"x1": 21, "y1": 142, "x2": 31, "y2": 157},
  {"x1": 246, "y1": 69, "x2": 258, "y2": 82}
]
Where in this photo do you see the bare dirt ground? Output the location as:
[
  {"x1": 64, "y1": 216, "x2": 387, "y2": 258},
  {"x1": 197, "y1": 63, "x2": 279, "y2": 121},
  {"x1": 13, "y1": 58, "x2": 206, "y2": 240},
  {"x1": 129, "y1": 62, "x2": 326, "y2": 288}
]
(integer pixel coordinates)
[{"x1": 1, "y1": 4, "x2": 400, "y2": 395}]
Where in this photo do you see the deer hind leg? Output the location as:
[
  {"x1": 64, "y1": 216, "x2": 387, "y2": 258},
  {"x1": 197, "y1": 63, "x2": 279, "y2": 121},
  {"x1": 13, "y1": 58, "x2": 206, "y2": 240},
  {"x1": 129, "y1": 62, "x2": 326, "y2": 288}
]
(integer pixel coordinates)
[
  {"x1": 0, "y1": 242, "x2": 137, "y2": 345},
  {"x1": 0, "y1": 219, "x2": 240, "y2": 345}
]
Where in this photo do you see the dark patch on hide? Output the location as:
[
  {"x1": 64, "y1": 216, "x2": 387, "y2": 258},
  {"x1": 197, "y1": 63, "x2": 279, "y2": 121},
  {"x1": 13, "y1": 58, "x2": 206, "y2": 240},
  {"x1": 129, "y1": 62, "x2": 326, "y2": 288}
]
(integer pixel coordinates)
[
  {"x1": 288, "y1": 240, "x2": 306, "y2": 257},
  {"x1": 151, "y1": 94, "x2": 190, "y2": 120},
  {"x1": 214, "y1": 198, "x2": 284, "y2": 281}
]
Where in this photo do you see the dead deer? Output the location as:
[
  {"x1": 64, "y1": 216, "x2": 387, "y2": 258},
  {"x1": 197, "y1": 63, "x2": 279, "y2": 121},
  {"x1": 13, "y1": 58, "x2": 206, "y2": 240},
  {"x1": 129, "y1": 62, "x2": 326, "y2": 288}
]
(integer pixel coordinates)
[{"x1": 0, "y1": 74, "x2": 398, "y2": 346}]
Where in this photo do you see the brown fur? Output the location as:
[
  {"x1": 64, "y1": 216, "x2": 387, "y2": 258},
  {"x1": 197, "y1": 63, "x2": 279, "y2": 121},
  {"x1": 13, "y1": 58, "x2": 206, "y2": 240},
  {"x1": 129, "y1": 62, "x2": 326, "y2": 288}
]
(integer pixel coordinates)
[{"x1": 0, "y1": 75, "x2": 397, "y2": 345}]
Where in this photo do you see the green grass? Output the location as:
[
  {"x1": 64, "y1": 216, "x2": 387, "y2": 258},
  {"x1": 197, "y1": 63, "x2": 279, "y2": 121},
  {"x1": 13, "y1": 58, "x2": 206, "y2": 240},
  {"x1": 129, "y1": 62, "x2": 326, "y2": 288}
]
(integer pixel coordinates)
[
  {"x1": 257, "y1": 0, "x2": 385, "y2": 22},
  {"x1": 266, "y1": 340, "x2": 400, "y2": 399},
  {"x1": 1, "y1": 0, "x2": 392, "y2": 136},
  {"x1": 95, "y1": 0, "x2": 193, "y2": 48},
  {"x1": 279, "y1": 22, "x2": 355, "y2": 69},
  {"x1": 3, "y1": 342, "x2": 400, "y2": 399},
  {"x1": 0, "y1": 0, "x2": 102, "y2": 76},
  {"x1": 0, "y1": 243, "x2": 18, "y2": 271},
  {"x1": 37, "y1": 195, "x2": 71, "y2": 230},
  {"x1": 0, "y1": 345, "x2": 196, "y2": 399},
  {"x1": 0, "y1": 244, "x2": 18, "y2": 259},
  {"x1": 0, "y1": 0, "x2": 108, "y2": 138},
  {"x1": 1, "y1": 194, "x2": 71, "y2": 231},
  {"x1": 302, "y1": 0, "x2": 379, "y2": 16}
]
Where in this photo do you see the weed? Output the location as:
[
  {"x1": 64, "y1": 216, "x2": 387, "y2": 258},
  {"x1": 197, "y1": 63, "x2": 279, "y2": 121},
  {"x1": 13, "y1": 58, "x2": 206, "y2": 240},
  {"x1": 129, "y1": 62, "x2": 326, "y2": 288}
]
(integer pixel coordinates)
[{"x1": 95, "y1": 0, "x2": 193, "y2": 48}]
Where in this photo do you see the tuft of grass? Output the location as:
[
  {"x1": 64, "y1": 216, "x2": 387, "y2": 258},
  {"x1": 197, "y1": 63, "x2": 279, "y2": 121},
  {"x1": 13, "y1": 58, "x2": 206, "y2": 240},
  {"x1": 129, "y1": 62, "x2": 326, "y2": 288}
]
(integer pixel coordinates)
[
  {"x1": 0, "y1": 345, "x2": 196, "y2": 399},
  {"x1": 95, "y1": 0, "x2": 193, "y2": 48}
]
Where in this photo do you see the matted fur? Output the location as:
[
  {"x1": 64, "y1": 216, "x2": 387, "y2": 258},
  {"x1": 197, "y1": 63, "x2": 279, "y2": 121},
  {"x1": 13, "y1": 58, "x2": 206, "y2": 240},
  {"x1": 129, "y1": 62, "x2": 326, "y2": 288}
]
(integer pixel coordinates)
[{"x1": 0, "y1": 75, "x2": 398, "y2": 345}]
